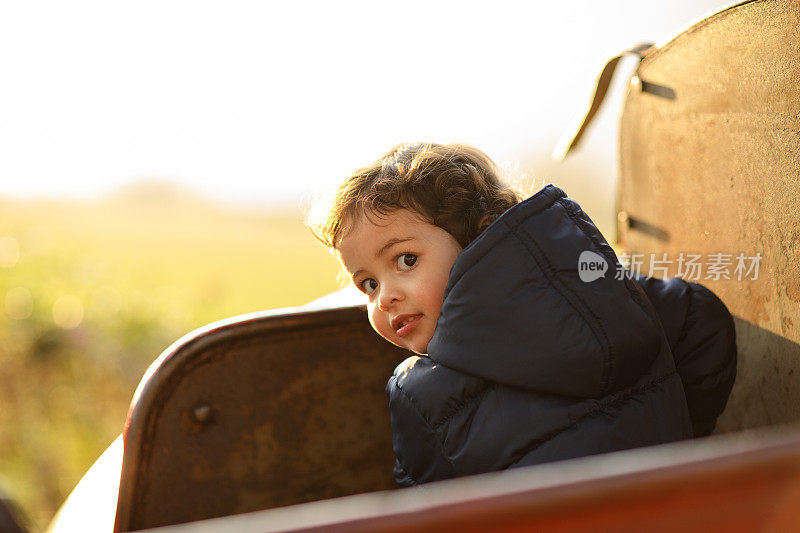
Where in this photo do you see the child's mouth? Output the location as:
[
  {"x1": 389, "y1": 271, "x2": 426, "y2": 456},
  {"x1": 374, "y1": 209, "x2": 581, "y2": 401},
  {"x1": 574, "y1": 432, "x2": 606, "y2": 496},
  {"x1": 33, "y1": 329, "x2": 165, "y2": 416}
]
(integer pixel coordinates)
[{"x1": 395, "y1": 314, "x2": 422, "y2": 337}]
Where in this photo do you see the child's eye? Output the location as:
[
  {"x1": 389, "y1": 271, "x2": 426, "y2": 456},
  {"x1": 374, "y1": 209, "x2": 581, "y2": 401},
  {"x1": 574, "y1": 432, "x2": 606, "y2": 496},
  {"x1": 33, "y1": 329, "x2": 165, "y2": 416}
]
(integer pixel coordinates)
[
  {"x1": 397, "y1": 253, "x2": 417, "y2": 271},
  {"x1": 360, "y1": 278, "x2": 378, "y2": 295}
]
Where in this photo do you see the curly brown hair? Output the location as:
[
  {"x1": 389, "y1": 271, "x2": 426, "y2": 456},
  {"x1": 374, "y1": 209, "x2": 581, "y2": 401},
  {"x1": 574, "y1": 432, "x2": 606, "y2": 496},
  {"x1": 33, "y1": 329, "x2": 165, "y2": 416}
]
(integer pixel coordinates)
[{"x1": 310, "y1": 142, "x2": 522, "y2": 249}]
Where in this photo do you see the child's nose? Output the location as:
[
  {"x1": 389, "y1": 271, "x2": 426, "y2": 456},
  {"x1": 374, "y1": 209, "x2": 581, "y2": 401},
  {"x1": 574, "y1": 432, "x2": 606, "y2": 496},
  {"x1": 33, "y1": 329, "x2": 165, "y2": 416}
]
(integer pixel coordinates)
[
  {"x1": 378, "y1": 295, "x2": 395, "y2": 312},
  {"x1": 378, "y1": 286, "x2": 402, "y2": 311}
]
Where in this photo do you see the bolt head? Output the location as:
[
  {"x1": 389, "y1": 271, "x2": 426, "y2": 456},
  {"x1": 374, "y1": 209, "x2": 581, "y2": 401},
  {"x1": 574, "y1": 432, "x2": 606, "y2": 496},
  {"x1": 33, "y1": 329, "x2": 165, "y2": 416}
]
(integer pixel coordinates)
[{"x1": 193, "y1": 404, "x2": 213, "y2": 424}]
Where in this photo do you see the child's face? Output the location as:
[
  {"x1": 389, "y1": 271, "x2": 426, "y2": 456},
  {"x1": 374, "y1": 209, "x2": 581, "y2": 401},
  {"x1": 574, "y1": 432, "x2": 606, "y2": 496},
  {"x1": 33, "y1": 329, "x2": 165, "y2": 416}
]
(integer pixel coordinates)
[{"x1": 336, "y1": 209, "x2": 461, "y2": 355}]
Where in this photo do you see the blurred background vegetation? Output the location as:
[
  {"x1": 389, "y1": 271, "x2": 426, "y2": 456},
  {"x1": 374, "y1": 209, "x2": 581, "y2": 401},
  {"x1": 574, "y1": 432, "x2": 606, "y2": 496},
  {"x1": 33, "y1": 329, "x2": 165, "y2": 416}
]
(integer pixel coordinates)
[{"x1": 0, "y1": 182, "x2": 343, "y2": 529}]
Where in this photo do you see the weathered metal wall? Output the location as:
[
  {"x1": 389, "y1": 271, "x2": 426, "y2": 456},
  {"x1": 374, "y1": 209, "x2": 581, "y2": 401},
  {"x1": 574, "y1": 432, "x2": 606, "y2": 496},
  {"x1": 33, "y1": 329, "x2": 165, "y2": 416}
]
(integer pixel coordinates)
[{"x1": 618, "y1": 0, "x2": 800, "y2": 431}]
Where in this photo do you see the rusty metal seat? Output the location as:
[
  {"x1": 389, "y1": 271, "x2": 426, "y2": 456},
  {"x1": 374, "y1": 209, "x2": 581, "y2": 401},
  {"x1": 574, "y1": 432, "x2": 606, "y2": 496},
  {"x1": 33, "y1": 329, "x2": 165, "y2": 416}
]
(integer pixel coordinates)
[{"x1": 113, "y1": 300, "x2": 406, "y2": 532}]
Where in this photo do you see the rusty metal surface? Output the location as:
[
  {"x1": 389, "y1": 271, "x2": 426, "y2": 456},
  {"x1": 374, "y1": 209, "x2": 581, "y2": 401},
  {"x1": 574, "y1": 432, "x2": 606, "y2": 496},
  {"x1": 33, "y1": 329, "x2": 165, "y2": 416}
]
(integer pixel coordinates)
[
  {"x1": 114, "y1": 305, "x2": 406, "y2": 532},
  {"x1": 137, "y1": 425, "x2": 800, "y2": 533},
  {"x1": 618, "y1": 0, "x2": 800, "y2": 431}
]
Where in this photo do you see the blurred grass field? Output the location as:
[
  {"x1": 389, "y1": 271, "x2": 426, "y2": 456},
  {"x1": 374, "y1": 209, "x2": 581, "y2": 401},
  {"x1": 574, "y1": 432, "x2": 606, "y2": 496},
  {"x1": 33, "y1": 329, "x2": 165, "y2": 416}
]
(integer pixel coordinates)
[{"x1": 0, "y1": 188, "x2": 343, "y2": 529}]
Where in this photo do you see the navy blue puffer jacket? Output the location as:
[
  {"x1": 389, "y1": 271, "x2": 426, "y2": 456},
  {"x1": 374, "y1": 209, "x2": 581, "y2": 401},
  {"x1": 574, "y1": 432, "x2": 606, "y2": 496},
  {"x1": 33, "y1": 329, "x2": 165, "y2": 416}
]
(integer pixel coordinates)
[{"x1": 386, "y1": 185, "x2": 736, "y2": 486}]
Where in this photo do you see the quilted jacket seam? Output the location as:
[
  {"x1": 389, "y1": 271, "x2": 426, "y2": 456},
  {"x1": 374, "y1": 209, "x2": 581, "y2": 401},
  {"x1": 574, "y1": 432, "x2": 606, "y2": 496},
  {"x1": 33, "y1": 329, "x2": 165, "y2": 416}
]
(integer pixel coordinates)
[
  {"x1": 508, "y1": 209, "x2": 611, "y2": 396},
  {"x1": 503, "y1": 371, "x2": 679, "y2": 469},
  {"x1": 556, "y1": 198, "x2": 616, "y2": 393},
  {"x1": 393, "y1": 463, "x2": 418, "y2": 487},
  {"x1": 393, "y1": 379, "x2": 459, "y2": 472},
  {"x1": 432, "y1": 382, "x2": 494, "y2": 431},
  {"x1": 668, "y1": 282, "x2": 696, "y2": 364}
]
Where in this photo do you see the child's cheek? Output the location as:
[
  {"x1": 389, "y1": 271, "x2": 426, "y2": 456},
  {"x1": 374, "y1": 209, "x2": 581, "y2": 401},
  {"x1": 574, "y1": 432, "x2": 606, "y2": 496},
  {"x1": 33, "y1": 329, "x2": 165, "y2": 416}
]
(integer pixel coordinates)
[{"x1": 367, "y1": 306, "x2": 391, "y2": 342}]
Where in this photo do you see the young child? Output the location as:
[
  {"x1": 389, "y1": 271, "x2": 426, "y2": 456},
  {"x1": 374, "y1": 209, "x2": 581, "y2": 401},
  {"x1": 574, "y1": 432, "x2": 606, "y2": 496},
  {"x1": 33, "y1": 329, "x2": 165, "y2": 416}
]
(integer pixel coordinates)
[{"x1": 311, "y1": 142, "x2": 737, "y2": 487}]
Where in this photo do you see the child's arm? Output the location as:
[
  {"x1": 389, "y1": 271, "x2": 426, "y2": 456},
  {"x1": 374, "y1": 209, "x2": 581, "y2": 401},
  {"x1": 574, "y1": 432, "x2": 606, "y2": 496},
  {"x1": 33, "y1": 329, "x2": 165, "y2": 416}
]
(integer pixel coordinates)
[
  {"x1": 386, "y1": 357, "x2": 460, "y2": 487},
  {"x1": 635, "y1": 275, "x2": 737, "y2": 436}
]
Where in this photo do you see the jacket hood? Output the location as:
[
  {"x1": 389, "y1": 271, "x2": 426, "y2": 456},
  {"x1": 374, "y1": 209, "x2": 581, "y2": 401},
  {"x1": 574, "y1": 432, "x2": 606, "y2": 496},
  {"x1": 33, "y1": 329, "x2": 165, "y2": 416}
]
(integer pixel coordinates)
[{"x1": 427, "y1": 185, "x2": 664, "y2": 398}]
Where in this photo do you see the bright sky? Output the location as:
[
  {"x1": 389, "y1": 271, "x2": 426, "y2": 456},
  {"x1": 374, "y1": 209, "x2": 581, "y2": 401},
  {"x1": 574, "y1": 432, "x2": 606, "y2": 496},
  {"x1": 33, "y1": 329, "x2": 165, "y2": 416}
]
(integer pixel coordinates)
[{"x1": 0, "y1": 1, "x2": 728, "y2": 215}]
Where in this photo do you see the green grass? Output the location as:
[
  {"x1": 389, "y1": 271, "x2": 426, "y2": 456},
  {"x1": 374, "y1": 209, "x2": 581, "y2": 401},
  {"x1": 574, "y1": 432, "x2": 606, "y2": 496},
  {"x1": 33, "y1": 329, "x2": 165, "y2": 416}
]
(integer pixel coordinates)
[{"x1": 0, "y1": 194, "x2": 343, "y2": 529}]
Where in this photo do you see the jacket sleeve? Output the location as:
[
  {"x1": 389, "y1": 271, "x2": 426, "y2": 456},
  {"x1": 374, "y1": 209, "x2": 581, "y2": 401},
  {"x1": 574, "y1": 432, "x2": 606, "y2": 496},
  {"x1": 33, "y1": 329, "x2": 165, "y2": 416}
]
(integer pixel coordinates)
[
  {"x1": 387, "y1": 370, "x2": 459, "y2": 487},
  {"x1": 635, "y1": 275, "x2": 737, "y2": 437}
]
